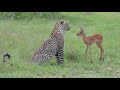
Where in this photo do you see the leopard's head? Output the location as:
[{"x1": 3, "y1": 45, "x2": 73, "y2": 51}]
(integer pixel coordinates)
[{"x1": 55, "y1": 20, "x2": 71, "y2": 31}]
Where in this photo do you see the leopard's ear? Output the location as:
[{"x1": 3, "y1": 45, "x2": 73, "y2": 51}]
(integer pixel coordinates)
[{"x1": 60, "y1": 20, "x2": 64, "y2": 24}]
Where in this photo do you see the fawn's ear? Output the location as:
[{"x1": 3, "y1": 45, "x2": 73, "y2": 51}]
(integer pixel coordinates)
[
  {"x1": 80, "y1": 27, "x2": 84, "y2": 30},
  {"x1": 80, "y1": 29, "x2": 84, "y2": 32},
  {"x1": 82, "y1": 28, "x2": 84, "y2": 31},
  {"x1": 80, "y1": 27, "x2": 82, "y2": 32}
]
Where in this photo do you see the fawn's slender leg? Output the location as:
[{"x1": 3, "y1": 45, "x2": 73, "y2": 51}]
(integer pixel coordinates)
[
  {"x1": 89, "y1": 45, "x2": 92, "y2": 63},
  {"x1": 84, "y1": 45, "x2": 89, "y2": 61},
  {"x1": 97, "y1": 44, "x2": 104, "y2": 61}
]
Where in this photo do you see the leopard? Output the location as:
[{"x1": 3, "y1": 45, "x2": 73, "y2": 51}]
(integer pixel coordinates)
[{"x1": 32, "y1": 20, "x2": 70, "y2": 64}]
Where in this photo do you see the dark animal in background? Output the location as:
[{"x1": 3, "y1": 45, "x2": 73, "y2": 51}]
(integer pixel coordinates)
[{"x1": 3, "y1": 52, "x2": 11, "y2": 63}]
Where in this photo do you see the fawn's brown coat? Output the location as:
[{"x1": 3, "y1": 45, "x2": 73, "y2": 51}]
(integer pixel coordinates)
[{"x1": 77, "y1": 27, "x2": 104, "y2": 62}]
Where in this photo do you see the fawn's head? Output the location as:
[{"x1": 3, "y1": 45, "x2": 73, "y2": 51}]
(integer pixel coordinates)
[{"x1": 76, "y1": 27, "x2": 85, "y2": 36}]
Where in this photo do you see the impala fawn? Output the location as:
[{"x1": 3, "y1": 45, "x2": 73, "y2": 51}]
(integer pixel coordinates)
[{"x1": 77, "y1": 27, "x2": 104, "y2": 63}]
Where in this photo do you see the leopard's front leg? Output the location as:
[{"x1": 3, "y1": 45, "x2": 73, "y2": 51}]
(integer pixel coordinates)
[{"x1": 55, "y1": 48, "x2": 64, "y2": 64}]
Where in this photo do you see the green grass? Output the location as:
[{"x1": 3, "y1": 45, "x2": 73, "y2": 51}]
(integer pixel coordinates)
[{"x1": 0, "y1": 12, "x2": 120, "y2": 78}]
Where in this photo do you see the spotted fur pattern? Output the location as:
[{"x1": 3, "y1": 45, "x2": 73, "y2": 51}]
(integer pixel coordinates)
[{"x1": 32, "y1": 20, "x2": 70, "y2": 64}]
